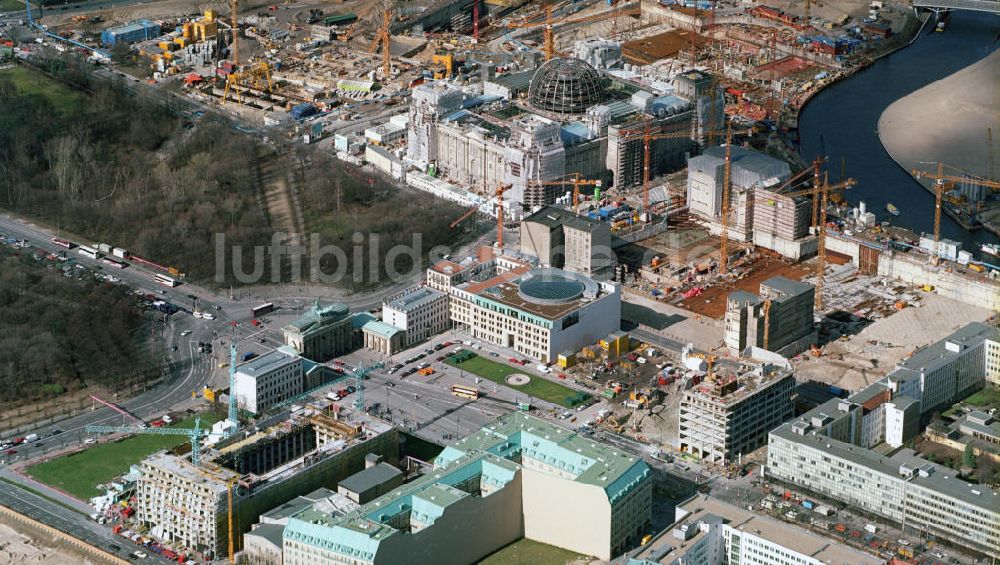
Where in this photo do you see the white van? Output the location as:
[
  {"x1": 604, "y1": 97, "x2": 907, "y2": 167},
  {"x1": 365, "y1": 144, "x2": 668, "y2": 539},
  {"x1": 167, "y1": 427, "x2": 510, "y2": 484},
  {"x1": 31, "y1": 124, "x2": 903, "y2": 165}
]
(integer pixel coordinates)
[{"x1": 536, "y1": 364, "x2": 551, "y2": 374}]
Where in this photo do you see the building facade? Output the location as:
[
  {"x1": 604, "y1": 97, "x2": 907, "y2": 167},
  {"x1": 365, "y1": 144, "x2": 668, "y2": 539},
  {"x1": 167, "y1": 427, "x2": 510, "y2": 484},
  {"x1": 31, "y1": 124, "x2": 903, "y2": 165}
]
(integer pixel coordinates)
[
  {"x1": 724, "y1": 277, "x2": 816, "y2": 357},
  {"x1": 766, "y1": 323, "x2": 1000, "y2": 560},
  {"x1": 284, "y1": 412, "x2": 652, "y2": 563},
  {"x1": 520, "y1": 206, "x2": 613, "y2": 276},
  {"x1": 282, "y1": 301, "x2": 353, "y2": 362},
  {"x1": 381, "y1": 286, "x2": 450, "y2": 348},
  {"x1": 678, "y1": 367, "x2": 794, "y2": 465},
  {"x1": 233, "y1": 350, "x2": 305, "y2": 415},
  {"x1": 448, "y1": 267, "x2": 621, "y2": 363},
  {"x1": 136, "y1": 409, "x2": 398, "y2": 559},
  {"x1": 628, "y1": 495, "x2": 884, "y2": 565}
]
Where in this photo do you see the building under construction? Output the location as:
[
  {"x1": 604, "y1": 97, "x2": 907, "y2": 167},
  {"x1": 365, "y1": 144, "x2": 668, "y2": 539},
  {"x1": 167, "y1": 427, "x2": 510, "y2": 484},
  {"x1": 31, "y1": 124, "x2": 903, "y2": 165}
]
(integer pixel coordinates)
[
  {"x1": 135, "y1": 405, "x2": 397, "y2": 560},
  {"x1": 677, "y1": 364, "x2": 795, "y2": 466}
]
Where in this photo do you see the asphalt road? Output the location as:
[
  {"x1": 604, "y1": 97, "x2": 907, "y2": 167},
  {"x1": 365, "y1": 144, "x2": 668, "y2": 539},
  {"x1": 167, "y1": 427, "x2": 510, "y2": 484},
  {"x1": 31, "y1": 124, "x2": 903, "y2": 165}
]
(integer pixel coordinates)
[{"x1": 0, "y1": 480, "x2": 173, "y2": 563}]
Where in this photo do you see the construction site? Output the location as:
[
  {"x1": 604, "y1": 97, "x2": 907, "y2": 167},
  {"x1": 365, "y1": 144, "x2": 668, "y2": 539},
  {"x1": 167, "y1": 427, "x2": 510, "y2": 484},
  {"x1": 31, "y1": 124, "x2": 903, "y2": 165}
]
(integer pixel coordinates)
[{"x1": 129, "y1": 401, "x2": 398, "y2": 561}]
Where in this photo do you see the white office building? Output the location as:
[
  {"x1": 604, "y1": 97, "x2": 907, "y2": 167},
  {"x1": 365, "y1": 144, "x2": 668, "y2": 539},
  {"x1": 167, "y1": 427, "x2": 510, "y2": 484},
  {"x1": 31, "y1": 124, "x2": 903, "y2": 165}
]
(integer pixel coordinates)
[
  {"x1": 232, "y1": 350, "x2": 304, "y2": 414},
  {"x1": 767, "y1": 323, "x2": 1000, "y2": 559},
  {"x1": 629, "y1": 495, "x2": 883, "y2": 565},
  {"x1": 381, "y1": 286, "x2": 450, "y2": 348}
]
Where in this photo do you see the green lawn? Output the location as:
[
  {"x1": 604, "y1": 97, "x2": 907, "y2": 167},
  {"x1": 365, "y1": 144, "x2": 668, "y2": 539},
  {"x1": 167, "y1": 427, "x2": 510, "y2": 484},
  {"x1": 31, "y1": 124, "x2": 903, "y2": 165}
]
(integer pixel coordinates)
[
  {"x1": 0, "y1": 0, "x2": 24, "y2": 12},
  {"x1": 478, "y1": 538, "x2": 585, "y2": 565},
  {"x1": 963, "y1": 386, "x2": 1000, "y2": 410},
  {"x1": 27, "y1": 414, "x2": 219, "y2": 501},
  {"x1": 0, "y1": 66, "x2": 86, "y2": 116},
  {"x1": 446, "y1": 352, "x2": 591, "y2": 409}
]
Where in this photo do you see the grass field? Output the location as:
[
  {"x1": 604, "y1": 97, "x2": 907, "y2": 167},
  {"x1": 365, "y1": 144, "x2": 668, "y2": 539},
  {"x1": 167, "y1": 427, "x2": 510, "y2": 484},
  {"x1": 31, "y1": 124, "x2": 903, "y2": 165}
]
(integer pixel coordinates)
[
  {"x1": 446, "y1": 353, "x2": 590, "y2": 409},
  {"x1": 27, "y1": 413, "x2": 219, "y2": 501},
  {"x1": 0, "y1": 0, "x2": 24, "y2": 12},
  {"x1": 478, "y1": 538, "x2": 584, "y2": 565},
  {"x1": 963, "y1": 386, "x2": 1000, "y2": 409},
  {"x1": 0, "y1": 66, "x2": 86, "y2": 116}
]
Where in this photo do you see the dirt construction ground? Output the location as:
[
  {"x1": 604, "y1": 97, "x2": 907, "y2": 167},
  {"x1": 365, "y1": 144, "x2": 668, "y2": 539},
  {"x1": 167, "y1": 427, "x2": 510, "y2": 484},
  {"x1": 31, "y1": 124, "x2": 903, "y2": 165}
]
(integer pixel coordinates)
[
  {"x1": 794, "y1": 292, "x2": 995, "y2": 391},
  {"x1": 0, "y1": 520, "x2": 97, "y2": 564}
]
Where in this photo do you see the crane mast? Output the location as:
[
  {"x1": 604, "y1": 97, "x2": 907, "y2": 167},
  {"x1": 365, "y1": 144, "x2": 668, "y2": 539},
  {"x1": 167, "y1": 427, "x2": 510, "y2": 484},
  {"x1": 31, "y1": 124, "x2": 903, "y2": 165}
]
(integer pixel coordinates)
[{"x1": 719, "y1": 121, "x2": 733, "y2": 275}]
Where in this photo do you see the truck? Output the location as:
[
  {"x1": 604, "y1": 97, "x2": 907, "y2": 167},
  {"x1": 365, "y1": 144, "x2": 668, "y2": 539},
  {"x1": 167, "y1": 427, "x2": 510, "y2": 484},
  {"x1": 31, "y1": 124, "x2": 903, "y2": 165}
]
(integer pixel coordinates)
[
  {"x1": 97, "y1": 243, "x2": 112, "y2": 254},
  {"x1": 242, "y1": 351, "x2": 257, "y2": 362},
  {"x1": 24, "y1": 433, "x2": 38, "y2": 443},
  {"x1": 801, "y1": 500, "x2": 815, "y2": 510},
  {"x1": 112, "y1": 247, "x2": 128, "y2": 259}
]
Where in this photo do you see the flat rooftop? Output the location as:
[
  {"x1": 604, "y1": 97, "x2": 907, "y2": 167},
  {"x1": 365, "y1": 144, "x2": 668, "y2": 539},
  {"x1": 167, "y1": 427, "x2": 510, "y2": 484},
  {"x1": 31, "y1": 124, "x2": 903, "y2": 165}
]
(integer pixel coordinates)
[
  {"x1": 771, "y1": 423, "x2": 1000, "y2": 511},
  {"x1": 632, "y1": 495, "x2": 883, "y2": 564},
  {"x1": 684, "y1": 368, "x2": 792, "y2": 406},
  {"x1": 896, "y1": 321, "x2": 998, "y2": 374},
  {"x1": 523, "y1": 205, "x2": 607, "y2": 233},
  {"x1": 470, "y1": 268, "x2": 609, "y2": 322},
  {"x1": 235, "y1": 350, "x2": 299, "y2": 378},
  {"x1": 438, "y1": 411, "x2": 647, "y2": 495},
  {"x1": 386, "y1": 287, "x2": 444, "y2": 312}
]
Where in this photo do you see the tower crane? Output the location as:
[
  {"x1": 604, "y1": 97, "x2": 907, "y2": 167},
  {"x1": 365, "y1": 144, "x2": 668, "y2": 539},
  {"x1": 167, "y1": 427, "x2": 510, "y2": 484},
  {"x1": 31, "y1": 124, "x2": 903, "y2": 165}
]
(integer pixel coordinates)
[
  {"x1": 776, "y1": 175, "x2": 857, "y2": 310},
  {"x1": 86, "y1": 418, "x2": 207, "y2": 465},
  {"x1": 527, "y1": 173, "x2": 602, "y2": 213},
  {"x1": 229, "y1": 0, "x2": 239, "y2": 66},
  {"x1": 507, "y1": 5, "x2": 640, "y2": 61},
  {"x1": 686, "y1": 352, "x2": 718, "y2": 381},
  {"x1": 449, "y1": 184, "x2": 512, "y2": 249},
  {"x1": 719, "y1": 120, "x2": 733, "y2": 275},
  {"x1": 351, "y1": 362, "x2": 385, "y2": 412},
  {"x1": 616, "y1": 122, "x2": 730, "y2": 219},
  {"x1": 369, "y1": 10, "x2": 393, "y2": 79},
  {"x1": 911, "y1": 162, "x2": 1000, "y2": 257},
  {"x1": 90, "y1": 395, "x2": 146, "y2": 427},
  {"x1": 226, "y1": 321, "x2": 240, "y2": 438}
]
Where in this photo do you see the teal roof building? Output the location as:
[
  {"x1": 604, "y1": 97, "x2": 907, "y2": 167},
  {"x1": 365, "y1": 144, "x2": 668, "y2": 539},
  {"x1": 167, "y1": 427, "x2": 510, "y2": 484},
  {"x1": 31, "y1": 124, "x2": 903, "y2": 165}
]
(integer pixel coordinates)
[{"x1": 283, "y1": 412, "x2": 652, "y2": 564}]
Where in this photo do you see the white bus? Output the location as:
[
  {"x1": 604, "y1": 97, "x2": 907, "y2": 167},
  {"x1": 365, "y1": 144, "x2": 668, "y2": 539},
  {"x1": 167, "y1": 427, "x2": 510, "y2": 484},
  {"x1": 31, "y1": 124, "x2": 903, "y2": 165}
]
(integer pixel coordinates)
[
  {"x1": 77, "y1": 245, "x2": 99, "y2": 259},
  {"x1": 154, "y1": 274, "x2": 179, "y2": 287}
]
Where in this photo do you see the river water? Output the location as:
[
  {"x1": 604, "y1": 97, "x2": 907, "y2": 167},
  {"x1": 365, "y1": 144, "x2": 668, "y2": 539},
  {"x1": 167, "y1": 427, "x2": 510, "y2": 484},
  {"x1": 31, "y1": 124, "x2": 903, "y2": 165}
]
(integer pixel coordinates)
[{"x1": 797, "y1": 11, "x2": 999, "y2": 252}]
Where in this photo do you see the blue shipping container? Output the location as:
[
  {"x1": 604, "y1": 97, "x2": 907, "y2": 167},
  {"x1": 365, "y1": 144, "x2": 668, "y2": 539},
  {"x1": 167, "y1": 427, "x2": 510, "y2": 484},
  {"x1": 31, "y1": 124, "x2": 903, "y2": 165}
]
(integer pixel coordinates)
[{"x1": 290, "y1": 103, "x2": 318, "y2": 120}]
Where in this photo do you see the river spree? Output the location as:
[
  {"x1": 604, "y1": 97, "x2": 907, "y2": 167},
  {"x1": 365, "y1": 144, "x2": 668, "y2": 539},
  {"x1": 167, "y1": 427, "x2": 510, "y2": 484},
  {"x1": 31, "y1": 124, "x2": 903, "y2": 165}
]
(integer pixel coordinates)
[{"x1": 798, "y1": 11, "x2": 999, "y2": 251}]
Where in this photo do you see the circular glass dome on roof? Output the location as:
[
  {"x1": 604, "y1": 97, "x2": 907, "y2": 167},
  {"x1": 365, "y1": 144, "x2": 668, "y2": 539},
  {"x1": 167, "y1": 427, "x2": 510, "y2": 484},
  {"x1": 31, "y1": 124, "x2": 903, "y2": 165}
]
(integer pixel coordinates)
[
  {"x1": 516, "y1": 269, "x2": 600, "y2": 305},
  {"x1": 519, "y1": 276, "x2": 585, "y2": 303},
  {"x1": 528, "y1": 57, "x2": 604, "y2": 115}
]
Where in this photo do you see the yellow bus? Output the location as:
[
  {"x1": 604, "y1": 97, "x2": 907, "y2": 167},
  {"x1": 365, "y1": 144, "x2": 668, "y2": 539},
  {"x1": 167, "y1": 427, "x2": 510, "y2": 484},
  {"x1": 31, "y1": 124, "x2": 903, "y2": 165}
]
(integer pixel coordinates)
[{"x1": 451, "y1": 384, "x2": 480, "y2": 400}]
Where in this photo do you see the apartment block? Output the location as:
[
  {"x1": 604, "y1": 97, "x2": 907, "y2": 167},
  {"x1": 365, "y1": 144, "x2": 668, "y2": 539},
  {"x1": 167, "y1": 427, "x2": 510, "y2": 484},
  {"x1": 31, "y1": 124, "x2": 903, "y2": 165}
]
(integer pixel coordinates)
[
  {"x1": 678, "y1": 366, "x2": 794, "y2": 465},
  {"x1": 283, "y1": 412, "x2": 652, "y2": 564},
  {"x1": 724, "y1": 276, "x2": 816, "y2": 357},
  {"x1": 233, "y1": 350, "x2": 305, "y2": 415},
  {"x1": 886, "y1": 322, "x2": 999, "y2": 415},
  {"x1": 629, "y1": 495, "x2": 883, "y2": 565}
]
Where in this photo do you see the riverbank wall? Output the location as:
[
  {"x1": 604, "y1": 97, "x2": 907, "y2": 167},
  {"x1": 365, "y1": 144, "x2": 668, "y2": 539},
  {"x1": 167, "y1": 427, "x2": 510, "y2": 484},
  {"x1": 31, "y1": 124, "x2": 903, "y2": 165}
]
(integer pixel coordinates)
[{"x1": 825, "y1": 232, "x2": 1000, "y2": 311}]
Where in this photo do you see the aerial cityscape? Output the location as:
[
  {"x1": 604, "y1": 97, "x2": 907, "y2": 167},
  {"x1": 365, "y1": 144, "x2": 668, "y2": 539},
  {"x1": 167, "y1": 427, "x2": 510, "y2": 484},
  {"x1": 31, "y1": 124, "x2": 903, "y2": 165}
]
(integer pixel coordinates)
[{"x1": 0, "y1": 0, "x2": 997, "y2": 563}]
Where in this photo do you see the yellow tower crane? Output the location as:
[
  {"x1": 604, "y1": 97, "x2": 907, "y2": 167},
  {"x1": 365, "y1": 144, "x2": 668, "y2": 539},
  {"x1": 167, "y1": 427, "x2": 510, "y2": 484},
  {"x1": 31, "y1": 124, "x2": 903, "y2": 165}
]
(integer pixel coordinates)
[
  {"x1": 527, "y1": 173, "x2": 602, "y2": 213},
  {"x1": 449, "y1": 184, "x2": 512, "y2": 249},
  {"x1": 616, "y1": 123, "x2": 730, "y2": 220},
  {"x1": 507, "y1": 4, "x2": 640, "y2": 61},
  {"x1": 369, "y1": 10, "x2": 393, "y2": 79},
  {"x1": 776, "y1": 175, "x2": 857, "y2": 310},
  {"x1": 911, "y1": 162, "x2": 1000, "y2": 259}
]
